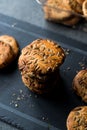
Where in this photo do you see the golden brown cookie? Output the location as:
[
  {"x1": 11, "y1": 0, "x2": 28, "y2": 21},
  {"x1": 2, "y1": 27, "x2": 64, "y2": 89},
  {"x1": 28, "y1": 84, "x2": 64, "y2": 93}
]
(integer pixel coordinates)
[
  {"x1": 0, "y1": 35, "x2": 19, "y2": 58},
  {"x1": 0, "y1": 41, "x2": 14, "y2": 68},
  {"x1": 43, "y1": 0, "x2": 73, "y2": 22},
  {"x1": 18, "y1": 39, "x2": 65, "y2": 94},
  {"x1": 82, "y1": 0, "x2": 87, "y2": 17},
  {"x1": 43, "y1": 0, "x2": 82, "y2": 25},
  {"x1": 66, "y1": 106, "x2": 87, "y2": 130},
  {"x1": 18, "y1": 39, "x2": 65, "y2": 76},
  {"x1": 73, "y1": 69, "x2": 87, "y2": 103}
]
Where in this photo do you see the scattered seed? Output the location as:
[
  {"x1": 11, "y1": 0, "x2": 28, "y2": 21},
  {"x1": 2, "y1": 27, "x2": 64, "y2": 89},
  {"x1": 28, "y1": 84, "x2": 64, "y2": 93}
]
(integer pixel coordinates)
[
  {"x1": 64, "y1": 48, "x2": 71, "y2": 55},
  {"x1": 42, "y1": 117, "x2": 45, "y2": 120},
  {"x1": 15, "y1": 103, "x2": 18, "y2": 108},
  {"x1": 19, "y1": 89, "x2": 23, "y2": 94},
  {"x1": 17, "y1": 96, "x2": 21, "y2": 101},
  {"x1": 67, "y1": 67, "x2": 71, "y2": 70},
  {"x1": 11, "y1": 23, "x2": 17, "y2": 27},
  {"x1": 12, "y1": 93, "x2": 16, "y2": 96},
  {"x1": 29, "y1": 94, "x2": 32, "y2": 97}
]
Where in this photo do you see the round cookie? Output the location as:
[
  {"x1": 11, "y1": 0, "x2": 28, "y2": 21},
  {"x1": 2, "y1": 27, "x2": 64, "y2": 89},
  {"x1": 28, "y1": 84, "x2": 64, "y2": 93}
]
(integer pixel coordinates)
[
  {"x1": 72, "y1": 69, "x2": 87, "y2": 103},
  {"x1": 18, "y1": 39, "x2": 65, "y2": 77},
  {"x1": 43, "y1": 0, "x2": 82, "y2": 25},
  {"x1": 0, "y1": 35, "x2": 19, "y2": 57},
  {"x1": 18, "y1": 39, "x2": 65, "y2": 94},
  {"x1": 43, "y1": 0, "x2": 73, "y2": 22},
  {"x1": 0, "y1": 41, "x2": 14, "y2": 68},
  {"x1": 66, "y1": 106, "x2": 87, "y2": 130}
]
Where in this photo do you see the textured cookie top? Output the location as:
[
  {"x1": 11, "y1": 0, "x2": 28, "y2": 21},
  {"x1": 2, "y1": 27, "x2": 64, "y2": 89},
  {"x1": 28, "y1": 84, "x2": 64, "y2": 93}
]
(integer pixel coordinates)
[
  {"x1": 43, "y1": 0, "x2": 72, "y2": 22},
  {"x1": 73, "y1": 69, "x2": 87, "y2": 103},
  {"x1": 67, "y1": 106, "x2": 87, "y2": 130},
  {"x1": 45, "y1": 0, "x2": 82, "y2": 14},
  {"x1": 63, "y1": 0, "x2": 82, "y2": 14},
  {"x1": 44, "y1": 0, "x2": 64, "y2": 8},
  {"x1": 18, "y1": 39, "x2": 65, "y2": 76},
  {"x1": 0, "y1": 35, "x2": 19, "y2": 57}
]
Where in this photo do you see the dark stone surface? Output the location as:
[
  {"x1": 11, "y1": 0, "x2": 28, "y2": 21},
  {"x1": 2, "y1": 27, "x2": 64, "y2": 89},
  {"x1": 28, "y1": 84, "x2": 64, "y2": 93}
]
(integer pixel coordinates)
[{"x1": 0, "y1": 0, "x2": 86, "y2": 130}]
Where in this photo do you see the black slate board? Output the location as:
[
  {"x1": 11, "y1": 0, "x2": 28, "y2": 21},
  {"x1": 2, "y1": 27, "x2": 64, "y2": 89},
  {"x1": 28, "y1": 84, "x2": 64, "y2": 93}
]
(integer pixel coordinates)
[{"x1": 0, "y1": 13, "x2": 87, "y2": 130}]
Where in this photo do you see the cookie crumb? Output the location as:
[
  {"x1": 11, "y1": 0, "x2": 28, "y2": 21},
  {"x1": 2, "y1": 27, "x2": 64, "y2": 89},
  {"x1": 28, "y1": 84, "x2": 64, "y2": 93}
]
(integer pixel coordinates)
[
  {"x1": 11, "y1": 23, "x2": 17, "y2": 27},
  {"x1": 15, "y1": 103, "x2": 18, "y2": 108}
]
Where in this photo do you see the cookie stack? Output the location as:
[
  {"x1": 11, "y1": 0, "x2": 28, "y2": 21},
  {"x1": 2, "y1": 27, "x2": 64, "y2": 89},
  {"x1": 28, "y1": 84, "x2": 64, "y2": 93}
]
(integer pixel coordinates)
[
  {"x1": 0, "y1": 35, "x2": 19, "y2": 68},
  {"x1": 18, "y1": 39, "x2": 65, "y2": 94}
]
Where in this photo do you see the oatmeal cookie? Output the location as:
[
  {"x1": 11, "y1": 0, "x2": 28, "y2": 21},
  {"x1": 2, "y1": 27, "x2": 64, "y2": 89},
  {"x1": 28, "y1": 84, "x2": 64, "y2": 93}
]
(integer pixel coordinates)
[
  {"x1": 73, "y1": 69, "x2": 87, "y2": 103},
  {"x1": 66, "y1": 106, "x2": 87, "y2": 130}
]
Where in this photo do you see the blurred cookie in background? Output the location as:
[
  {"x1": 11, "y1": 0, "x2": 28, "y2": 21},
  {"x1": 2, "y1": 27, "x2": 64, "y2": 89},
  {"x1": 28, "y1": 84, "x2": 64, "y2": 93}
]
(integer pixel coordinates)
[
  {"x1": 43, "y1": 0, "x2": 82, "y2": 26},
  {"x1": 73, "y1": 69, "x2": 87, "y2": 103}
]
